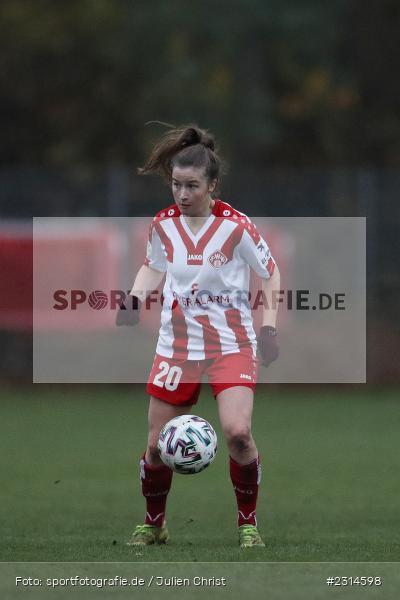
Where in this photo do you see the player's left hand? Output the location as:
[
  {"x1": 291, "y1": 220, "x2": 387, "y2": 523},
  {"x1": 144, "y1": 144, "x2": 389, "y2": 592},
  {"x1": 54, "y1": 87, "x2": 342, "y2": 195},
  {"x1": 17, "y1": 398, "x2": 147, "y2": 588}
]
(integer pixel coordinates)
[
  {"x1": 116, "y1": 295, "x2": 142, "y2": 326},
  {"x1": 258, "y1": 326, "x2": 279, "y2": 367}
]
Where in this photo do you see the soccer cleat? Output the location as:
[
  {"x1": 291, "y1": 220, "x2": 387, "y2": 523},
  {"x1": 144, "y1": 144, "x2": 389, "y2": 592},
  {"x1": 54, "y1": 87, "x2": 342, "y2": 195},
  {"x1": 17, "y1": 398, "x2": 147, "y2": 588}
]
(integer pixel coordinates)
[
  {"x1": 238, "y1": 524, "x2": 265, "y2": 548},
  {"x1": 126, "y1": 522, "x2": 169, "y2": 546}
]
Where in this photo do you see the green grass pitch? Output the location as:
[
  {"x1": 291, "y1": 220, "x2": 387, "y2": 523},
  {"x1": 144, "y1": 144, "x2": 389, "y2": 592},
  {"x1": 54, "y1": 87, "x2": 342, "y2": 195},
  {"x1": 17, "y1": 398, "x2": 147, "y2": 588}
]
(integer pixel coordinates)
[{"x1": 1, "y1": 385, "x2": 400, "y2": 563}]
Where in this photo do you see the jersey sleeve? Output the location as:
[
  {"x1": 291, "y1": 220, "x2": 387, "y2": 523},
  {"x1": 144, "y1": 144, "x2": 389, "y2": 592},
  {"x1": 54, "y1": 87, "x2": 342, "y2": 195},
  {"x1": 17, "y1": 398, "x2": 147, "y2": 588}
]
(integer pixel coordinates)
[
  {"x1": 238, "y1": 224, "x2": 276, "y2": 279},
  {"x1": 143, "y1": 222, "x2": 167, "y2": 272}
]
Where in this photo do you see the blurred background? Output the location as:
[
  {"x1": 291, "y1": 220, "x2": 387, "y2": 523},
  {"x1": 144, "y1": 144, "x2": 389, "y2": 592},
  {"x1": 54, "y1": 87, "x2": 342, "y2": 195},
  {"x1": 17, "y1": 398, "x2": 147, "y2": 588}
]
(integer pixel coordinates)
[{"x1": 0, "y1": 0, "x2": 399, "y2": 381}]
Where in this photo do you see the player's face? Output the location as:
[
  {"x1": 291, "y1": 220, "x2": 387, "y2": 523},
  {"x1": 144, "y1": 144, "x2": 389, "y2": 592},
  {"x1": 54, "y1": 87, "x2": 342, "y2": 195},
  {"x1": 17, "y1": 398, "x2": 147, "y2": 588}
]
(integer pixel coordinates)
[{"x1": 172, "y1": 166, "x2": 216, "y2": 217}]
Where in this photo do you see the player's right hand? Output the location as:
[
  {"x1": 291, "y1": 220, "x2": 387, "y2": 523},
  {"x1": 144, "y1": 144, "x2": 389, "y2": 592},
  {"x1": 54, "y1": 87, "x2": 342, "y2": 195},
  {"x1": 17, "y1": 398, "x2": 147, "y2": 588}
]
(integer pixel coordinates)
[
  {"x1": 116, "y1": 295, "x2": 142, "y2": 326},
  {"x1": 258, "y1": 325, "x2": 279, "y2": 367}
]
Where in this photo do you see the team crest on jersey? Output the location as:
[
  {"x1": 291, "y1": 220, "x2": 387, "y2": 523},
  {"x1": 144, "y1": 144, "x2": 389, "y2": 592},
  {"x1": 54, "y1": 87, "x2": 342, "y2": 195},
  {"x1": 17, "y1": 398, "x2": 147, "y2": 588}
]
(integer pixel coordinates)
[{"x1": 208, "y1": 250, "x2": 228, "y2": 269}]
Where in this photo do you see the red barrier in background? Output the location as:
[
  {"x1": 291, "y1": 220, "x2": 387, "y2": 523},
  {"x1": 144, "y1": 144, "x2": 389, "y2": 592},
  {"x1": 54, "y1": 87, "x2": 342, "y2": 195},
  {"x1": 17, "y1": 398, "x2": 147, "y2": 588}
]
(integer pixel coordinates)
[
  {"x1": 33, "y1": 223, "x2": 121, "y2": 331},
  {"x1": 0, "y1": 221, "x2": 124, "y2": 332},
  {"x1": 0, "y1": 228, "x2": 32, "y2": 330}
]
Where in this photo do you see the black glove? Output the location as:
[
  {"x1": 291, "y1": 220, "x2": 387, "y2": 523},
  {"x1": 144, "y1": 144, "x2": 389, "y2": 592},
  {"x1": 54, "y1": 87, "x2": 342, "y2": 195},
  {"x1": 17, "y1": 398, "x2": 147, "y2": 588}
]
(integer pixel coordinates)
[
  {"x1": 116, "y1": 295, "x2": 142, "y2": 326},
  {"x1": 258, "y1": 325, "x2": 279, "y2": 367}
]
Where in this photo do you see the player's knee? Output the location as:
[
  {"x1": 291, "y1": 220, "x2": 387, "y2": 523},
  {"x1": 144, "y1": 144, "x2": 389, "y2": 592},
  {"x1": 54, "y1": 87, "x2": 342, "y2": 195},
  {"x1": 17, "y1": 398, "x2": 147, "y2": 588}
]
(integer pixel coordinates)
[{"x1": 225, "y1": 426, "x2": 252, "y2": 452}]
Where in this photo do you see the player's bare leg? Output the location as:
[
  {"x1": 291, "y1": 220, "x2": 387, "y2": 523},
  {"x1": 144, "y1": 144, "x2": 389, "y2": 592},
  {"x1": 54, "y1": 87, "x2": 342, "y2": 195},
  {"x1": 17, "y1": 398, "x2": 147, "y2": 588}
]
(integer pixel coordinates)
[
  {"x1": 128, "y1": 396, "x2": 192, "y2": 546},
  {"x1": 216, "y1": 386, "x2": 257, "y2": 464},
  {"x1": 145, "y1": 396, "x2": 191, "y2": 465},
  {"x1": 217, "y1": 386, "x2": 265, "y2": 548}
]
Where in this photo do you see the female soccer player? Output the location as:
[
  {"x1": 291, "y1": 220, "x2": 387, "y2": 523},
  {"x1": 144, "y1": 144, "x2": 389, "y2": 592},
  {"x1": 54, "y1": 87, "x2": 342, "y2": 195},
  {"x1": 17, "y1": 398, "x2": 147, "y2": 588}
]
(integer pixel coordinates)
[{"x1": 117, "y1": 124, "x2": 280, "y2": 548}]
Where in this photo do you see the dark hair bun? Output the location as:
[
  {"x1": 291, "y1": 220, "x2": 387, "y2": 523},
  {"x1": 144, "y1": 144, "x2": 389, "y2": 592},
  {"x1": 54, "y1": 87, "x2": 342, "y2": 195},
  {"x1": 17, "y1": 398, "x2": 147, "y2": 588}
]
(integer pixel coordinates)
[
  {"x1": 180, "y1": 127, "x2": 215, "y2": 151},
  {"x1": 181, "y1": 127, "x2": 201, "y2": 147},
  {"x1": 138, "y1": 123, "x2": 221, "y2": 182}
]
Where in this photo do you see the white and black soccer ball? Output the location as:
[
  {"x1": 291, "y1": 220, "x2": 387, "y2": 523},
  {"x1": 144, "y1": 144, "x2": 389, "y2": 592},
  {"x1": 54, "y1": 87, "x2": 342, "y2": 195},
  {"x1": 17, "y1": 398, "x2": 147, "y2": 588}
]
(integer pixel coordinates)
[{"x1": 157, "y1": 415, "x2": 218, "y2": 474}]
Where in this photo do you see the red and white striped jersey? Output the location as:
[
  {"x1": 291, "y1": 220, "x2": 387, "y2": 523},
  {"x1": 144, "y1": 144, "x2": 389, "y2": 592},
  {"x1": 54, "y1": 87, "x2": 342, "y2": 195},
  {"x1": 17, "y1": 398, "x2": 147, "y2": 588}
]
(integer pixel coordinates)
[{"x1": 144, "y1": 199, "x2": 276, "y2": 360}]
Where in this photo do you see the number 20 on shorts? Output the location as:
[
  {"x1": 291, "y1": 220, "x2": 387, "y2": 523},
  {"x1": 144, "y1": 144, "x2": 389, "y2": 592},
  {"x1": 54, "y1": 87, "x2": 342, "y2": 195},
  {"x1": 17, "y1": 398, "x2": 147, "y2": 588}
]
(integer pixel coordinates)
[{"x1": 153, "y1": 361, "x2": 183, "y2": 391}]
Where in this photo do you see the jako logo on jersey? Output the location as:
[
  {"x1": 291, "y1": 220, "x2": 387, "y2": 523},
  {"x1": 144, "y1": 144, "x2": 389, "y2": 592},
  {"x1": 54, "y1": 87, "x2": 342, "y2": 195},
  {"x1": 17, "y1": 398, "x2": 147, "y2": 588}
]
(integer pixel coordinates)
[
  {"x1": 240, "y1": 373, "x2": 252, "y2": 380},
  {"x1": 208, "y1": 250, "x2": 228, "y2": 269},
  {"x1": 187, "y1": 253, "x2": 203, "y2": 264}
]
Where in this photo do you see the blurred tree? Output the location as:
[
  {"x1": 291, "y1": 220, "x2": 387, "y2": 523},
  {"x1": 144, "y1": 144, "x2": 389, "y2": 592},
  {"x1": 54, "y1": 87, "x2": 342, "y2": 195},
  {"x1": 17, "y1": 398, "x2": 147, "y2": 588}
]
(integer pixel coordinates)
[
  {"x1": 0, "y1": 0, "x2": 398, "y2": 167},
  {"x1": 345, "y1": 0, "x2": 400, "y2": 165}
]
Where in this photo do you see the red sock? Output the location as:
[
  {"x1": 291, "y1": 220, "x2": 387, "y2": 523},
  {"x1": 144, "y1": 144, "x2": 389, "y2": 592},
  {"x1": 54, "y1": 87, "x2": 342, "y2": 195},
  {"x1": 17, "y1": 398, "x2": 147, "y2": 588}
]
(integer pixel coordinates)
[
  {"x1": 140, "y1": 455, "x2": 173, "y2": 528},
  {"x1": 229, "y1": 455, "x2": 261, "y2": 527}
]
